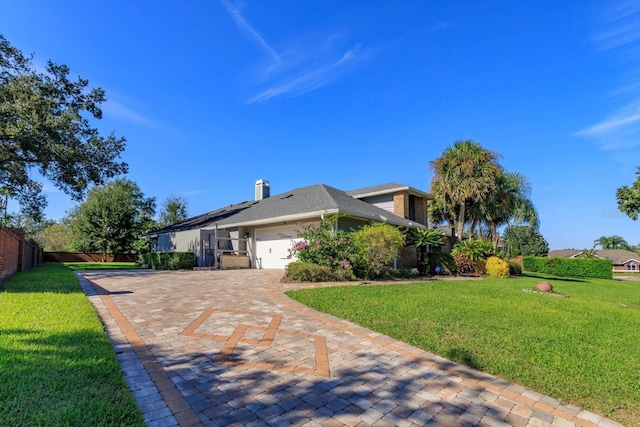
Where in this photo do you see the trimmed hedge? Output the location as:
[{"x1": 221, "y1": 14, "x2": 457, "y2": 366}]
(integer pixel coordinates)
[
  {"x1": 143, "y1": 252, "x2": 196, "y2": 270},
  {"x1": 523, "y1": 256, "x2": 612, "y2": 279}
]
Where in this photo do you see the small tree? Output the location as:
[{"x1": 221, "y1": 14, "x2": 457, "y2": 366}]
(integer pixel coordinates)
[
  {"x1": 39, "y1": 222, "x2": 73, "y2": 252},
  {"x1": 67, "y1": 179, "x2": 155, "y2": 261},
  {"x1": 501, "y1": 225, "x2": 549, "y2": 258},
  {"x1": 157, "y1": 195, "x2": 189, "y2": 228},
  {"x1": 352, "y1": 223, "x2": 406, "y2": 279}
]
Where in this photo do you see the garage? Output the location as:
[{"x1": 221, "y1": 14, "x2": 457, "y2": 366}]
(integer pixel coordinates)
[{"x1": 254, "y1": 225, "x2": 301, "y2": 269}]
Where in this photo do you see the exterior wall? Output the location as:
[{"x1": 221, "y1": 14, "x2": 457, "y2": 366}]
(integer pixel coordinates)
[
  {"x1": 337, "y1": 217, "x2": 369, "y2": 232},
  {"x1": 414, "y1": 197, "x2": 428, "y2": 226},
  {"x1": 0, "y1": 227, "x2": 20, "y2": 283},
  {"x1": 359, "y1": 195, "x2": 394, "y2": 213},
  {"x1": 0, "y1": 227, "x2": 44, "y2": 284}
]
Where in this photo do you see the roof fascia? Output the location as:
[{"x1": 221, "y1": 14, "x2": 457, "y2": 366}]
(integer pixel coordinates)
[
  {"x1": 204, "y1": 209, "x2": 340, "y2": 230},
  {"x1": 352, "y1": 186, "x2": 433, "y2": 200}
]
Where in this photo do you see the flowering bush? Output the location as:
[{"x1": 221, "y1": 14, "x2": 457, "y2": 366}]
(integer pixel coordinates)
[
  {"x1": 485, "y1": 256, "x2": 510, "y2": 278},
  {"x1": 289, "y1": 215, "x2": 356, "y2": 273}
]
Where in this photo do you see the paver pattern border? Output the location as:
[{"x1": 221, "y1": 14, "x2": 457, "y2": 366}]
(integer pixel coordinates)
[{"x1": 77, "y1": 270, "x2": 624, "y2": 427}]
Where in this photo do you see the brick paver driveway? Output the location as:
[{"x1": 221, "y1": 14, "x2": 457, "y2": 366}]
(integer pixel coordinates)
[{"x1": 78, "y1": 269, "x2": 621, "y2": 427}]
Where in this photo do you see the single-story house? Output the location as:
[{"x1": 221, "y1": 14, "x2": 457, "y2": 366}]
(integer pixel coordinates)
[
  {"x1": 548, "y1": 249, "x2": 640, "y2": 273},
  {"x1": 146, "y1": 180, "x2": 432, "y2": 269}
]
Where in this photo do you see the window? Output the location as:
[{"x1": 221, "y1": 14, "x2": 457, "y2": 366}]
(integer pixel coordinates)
[{"x1": 627, "y1": 262, "x2": 637, "y2": 271}]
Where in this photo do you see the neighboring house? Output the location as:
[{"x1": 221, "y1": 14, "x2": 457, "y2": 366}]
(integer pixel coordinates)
[
  {"x1": 548, "y1": 249, "x2": 640, "y2": 273},
  {"x1": 146, "y1": 180, "x2": 431, "y2": 269}
]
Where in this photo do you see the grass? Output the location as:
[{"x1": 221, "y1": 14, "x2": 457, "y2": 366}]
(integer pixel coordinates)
[
  {"x1": 286, "y1": 273, "x2": 640, "y2": 426},
  {"x1": 63, "y1": 261, "x2": 140, "y2": 271},
  {"x1": 0, "y1": 263, "x2": 145, "y2": 426}
]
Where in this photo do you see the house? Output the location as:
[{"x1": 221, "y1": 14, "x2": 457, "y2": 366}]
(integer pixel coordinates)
[
  {"x1": 146, "y1": 180, "x2": 431, "y2": 269},
  {"x1": 548, "y1": 249, "x2": 640, "y2": 273}
]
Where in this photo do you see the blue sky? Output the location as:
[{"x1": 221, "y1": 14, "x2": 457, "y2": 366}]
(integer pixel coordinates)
[{"x1": 2, "y1": 0, "x2": 639, "y2": 250}]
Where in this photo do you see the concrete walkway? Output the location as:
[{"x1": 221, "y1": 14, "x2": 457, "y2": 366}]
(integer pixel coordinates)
[{"x1": 77, "y1": 269, "x2": 622, "y2": 427}]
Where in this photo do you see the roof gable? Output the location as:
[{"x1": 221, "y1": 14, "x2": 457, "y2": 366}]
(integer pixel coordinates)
[{"x1": 347, "y1": 182, "x2": 432, "y2": 199}]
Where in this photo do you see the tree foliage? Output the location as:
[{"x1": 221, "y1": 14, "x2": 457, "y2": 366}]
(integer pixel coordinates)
[
  {"x1": 0, "y1": 35, "x2": 127, "y2": 221},
  {"x1": 429, "y1": 140, "x2": 502, "y2": 242},
  {"x1": 157, "y1": 195, "x2": 189, "y2": 228},
  {"x1": 67, "y1": 179, "x2": 155, "y2": 261},
  {"x1": 502, "y1": 225, "x2": 549, "y2": 258},
  {"x1": 616, "y1": 167, "x2": 640, "y2": 221},
  {"x1": 593, "y1": 235, "x2": 629, "y2": 250},
  {"x1": 38, "y1": 222, "x2": 73, "y2": 252}
]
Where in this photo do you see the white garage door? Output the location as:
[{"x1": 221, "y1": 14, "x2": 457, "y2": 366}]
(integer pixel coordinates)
[{"x1": 255, "y1": 225, "x2": 301, "y2": 269}]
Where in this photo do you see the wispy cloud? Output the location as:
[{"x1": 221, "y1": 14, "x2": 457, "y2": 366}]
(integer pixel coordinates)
[
  {"x1": 248, "y1": 46, "x2": 364, "y2": 104},
  {"x1": 219, "y1": 0, "x2": 280, "y2": 64},
  {"x1": 102, "y1": 99, "x2": 154, "y2": 125},
  {"x1": 430, "y1": 21, "x2": 451, "y2": 32},
  {"x1": 577, "y1": 111, "x2": 640, "y2": 136},
  {"x1": 220, "y1": 0, "x2": 373, "y2": 103},
  {"x1": 575, "y1": 103, "x2": 640, "y2": 150},
  {"x1": 577, "y1": 3, "x2": 640, "y2": 151}
]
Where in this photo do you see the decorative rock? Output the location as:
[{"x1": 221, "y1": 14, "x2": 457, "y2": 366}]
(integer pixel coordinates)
[{"x1": 536, "y1": 281, "x2": 553, "y2": 293}]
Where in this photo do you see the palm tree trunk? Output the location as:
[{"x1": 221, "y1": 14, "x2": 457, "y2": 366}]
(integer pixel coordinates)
[{"x1": 457, "y1": 201, "x2": 466, "y2": 243}]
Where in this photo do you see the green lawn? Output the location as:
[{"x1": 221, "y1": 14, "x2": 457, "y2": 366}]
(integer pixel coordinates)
[
  {"x1": 63, "y1": 261, "x2": 140, "y2": 271},
  {"x1": 0, "y1": 263, "x2": 145, "y2": 426},
  {"x1": 287, "y1": 273, "x2": 640, "y2": 426}
]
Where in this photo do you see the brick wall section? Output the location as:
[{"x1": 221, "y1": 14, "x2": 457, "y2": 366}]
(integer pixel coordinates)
[
  {"x1": 415, "y1": 197, "x2": 428, "y2": 226},
  {"x1": 0, "y1": 227, "x2": 21, "y2": 283},
  {"x1": 44, "y1": 252, "x2": 136, "y2": 262},
  {"x1": 393, "y1": 192, "x2": 408, "y2": 218}
]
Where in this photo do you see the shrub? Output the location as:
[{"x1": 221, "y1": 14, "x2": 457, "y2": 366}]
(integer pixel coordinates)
[
  {"x1": 289, "y1": 216, "x2": 356, "y2": 273},
  {"x1": 352, "y1": 223, "x2": 406, "y2": 279},
  {"x1": 283, "y1": 262, "x2": 356, "y2": 282},
  {"x1": 523, "y1": 256, "x2": 612, "y2": 279},
  {"x1": 451, "y1": 240, "x2": 492, "y2": 276},
  {"x1": 143, "y1": 252, "x2": 196, "y2": 270},
  {"x1": 453, "y1": 253, "x2": 476, "y2": 275},
  {"x1": 508, "y1": 261, "x2": 522, "y2": 276},
  {"x1": 486, "y1": 256, "x2": 510, "y2": 278},
  {"x1": 426, "y1": 252, "x2": 456, "y2": 275}
]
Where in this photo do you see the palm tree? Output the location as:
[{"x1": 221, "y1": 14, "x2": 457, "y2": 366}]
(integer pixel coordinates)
[
  {"x1": 593, "y1": 235, "x2": 629, "y2": 250},
  {"x1": 430, "y1": 140, "x2": 501, "y2": 243},
  {"x1": 480, "y1": 171, "x2": 539, "y2": 251}
]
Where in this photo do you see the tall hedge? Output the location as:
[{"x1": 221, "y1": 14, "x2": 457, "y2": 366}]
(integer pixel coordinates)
[
  {"x1": 143, "y1": 252, "x2": 196, "y2": 270},
  {"x1": 523, "y1": 256, "x2": 612, "y2": 279}
]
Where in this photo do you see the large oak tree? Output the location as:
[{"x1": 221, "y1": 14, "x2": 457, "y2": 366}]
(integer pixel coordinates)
[{"x1": 0, "y1": 35, "x2": 127, "y2": 221}]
